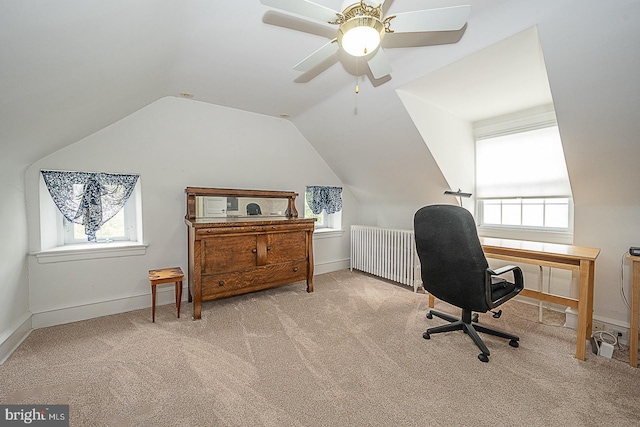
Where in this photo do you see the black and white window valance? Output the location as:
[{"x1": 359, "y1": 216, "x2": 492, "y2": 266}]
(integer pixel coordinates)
[
  {"x1": 41, "y1": 170, "x2": 139, "y2": 242},
  {"x1": 305, "y1": 186, "x2": 343, "y2": 215}
]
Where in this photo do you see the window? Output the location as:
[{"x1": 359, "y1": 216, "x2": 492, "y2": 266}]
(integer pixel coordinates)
[
  {"x1": 305, "y1": 203, "x2": 328, "y2": 228},
  {"x1": 41, "y1": 170, "x2": 141, "y2": 244},
  {"x1": 63, "y1": 191, "x2": 138, "y2": 243},
  {"x1": 475, "y1": 123, "x2": 572, "y2": 232},
  {"x1": 304, "y1": 186, "x2": 343, "y2": 232},
  {"x1": 479, "y1": 197, "x2": 571, "y2": 229},
  {"x1": 34, "y1": 170, "x2": 145, "y2": 264}
]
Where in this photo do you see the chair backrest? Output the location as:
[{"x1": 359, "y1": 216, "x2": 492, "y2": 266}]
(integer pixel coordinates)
[
  {"x1": 414, "y1": 204, "x2": 490, "y2": 313},
  {"x1": 246, "y1": 203, "x2": 261, "y2": 215}
]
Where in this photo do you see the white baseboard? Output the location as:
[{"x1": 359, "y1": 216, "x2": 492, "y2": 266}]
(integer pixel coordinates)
[
  {"x1": 314, "y1": 258, "x2": 350, "y2": 275},
  {"x1": 25, "y1": 261, "x2": 352, "y2": 332},
  {"x1": 0, "y1": 312, "x2": 33, "y2": 365},
  {"x1": 32, "y1": 286, "x2": 185, "y2": 329}
]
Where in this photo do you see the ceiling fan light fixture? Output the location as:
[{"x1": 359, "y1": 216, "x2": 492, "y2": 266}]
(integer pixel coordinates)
[{"x1": 338, "y1": 16, "x2": 384, "y2": 57}]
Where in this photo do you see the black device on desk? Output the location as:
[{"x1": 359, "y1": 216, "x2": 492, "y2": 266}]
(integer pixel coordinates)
[{"x1": 630, "y1": 247, "x2": 640, "y2": 256}]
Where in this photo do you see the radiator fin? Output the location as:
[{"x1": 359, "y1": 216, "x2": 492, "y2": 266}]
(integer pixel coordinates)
[{"x1": 350, "y1": 225, "x2": 419, "y2": 292}]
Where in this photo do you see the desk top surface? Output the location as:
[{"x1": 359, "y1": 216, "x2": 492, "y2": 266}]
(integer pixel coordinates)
[{"x1": 480, "y1": 237, "x2": 600, "y2": 261}]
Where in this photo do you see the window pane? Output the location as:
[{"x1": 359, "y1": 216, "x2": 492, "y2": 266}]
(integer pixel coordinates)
[
  {"x1": 96, "y1": 210, "x2": 126, "y2": 239},
  {"x1": 304, "y1": 203, "x2": 325, "y2": 227},
  {"x1": 72, "y1": 209, "x2": 126, "y2": 241},
  {"x1": 502, "y1": 203, "x2": 521, "y2": 225},
  {"x1": 483, "y1": 202, "x2": 501, "y2": 224},
  {"x1": 522, "y1": 203, "x2": 544, "y2": 227},
  {"x1": 545, "y1": 204, "x2": 569, "y2": 228}
]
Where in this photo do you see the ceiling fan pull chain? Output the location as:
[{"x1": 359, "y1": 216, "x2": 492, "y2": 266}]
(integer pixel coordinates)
[
  {"x1": 355, "y1": 55, "x2": 358, "y2": 93},
  {"x1": 355, "y1": 55, "x2": 360, "y2": 94}
]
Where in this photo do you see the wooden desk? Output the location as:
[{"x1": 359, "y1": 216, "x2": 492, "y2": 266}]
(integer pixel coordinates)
[
  {"x1": 626, "y1": 253, "x2": 640, "y2": 367},
  {"x1": 428, "y1": 237, "x2": 600, "y2": 360}
]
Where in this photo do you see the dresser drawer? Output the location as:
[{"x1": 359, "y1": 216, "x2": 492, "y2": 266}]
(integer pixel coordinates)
[{"x1": 201, "y1": 260, "x2": 308, "y2": 299}]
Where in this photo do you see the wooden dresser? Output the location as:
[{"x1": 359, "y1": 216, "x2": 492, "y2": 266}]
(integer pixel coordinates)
[{"x1": 185, "y1": 187, "x2": 315, "y2": 319}]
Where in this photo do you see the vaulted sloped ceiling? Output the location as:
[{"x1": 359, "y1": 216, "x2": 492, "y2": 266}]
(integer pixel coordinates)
[
  {"x1": 2, "y1": 0, "x2": 640, "y2": 214},
  {"x1": 1, "y1": 1, "x2": 183, "y2": 165}
]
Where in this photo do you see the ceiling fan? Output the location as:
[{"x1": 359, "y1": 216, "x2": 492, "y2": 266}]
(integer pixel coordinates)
[{"x1": 260, "y1": 0, "x2": 471, "y2": 80}]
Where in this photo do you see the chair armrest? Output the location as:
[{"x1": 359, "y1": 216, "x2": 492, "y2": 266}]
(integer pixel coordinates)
[
  {"x1": 485, "y1": 265, "x2": 524, "y2": 309},
  {"x1": 488, "y1": 265, "x2": 519, "y2": 276}
]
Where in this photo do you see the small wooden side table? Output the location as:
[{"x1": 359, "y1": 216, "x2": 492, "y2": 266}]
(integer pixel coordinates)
[
  {"x1": 148, "y1": 267, "x2": 184, "y2": 323},
  {"x1": 626, "y1": 253, "x2": 640, "y2": 367}
]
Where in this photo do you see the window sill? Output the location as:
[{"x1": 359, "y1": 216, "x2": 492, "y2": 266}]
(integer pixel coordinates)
[
  {"x1": 32, "y1": 242, "x2": 148, "y2": 264},
  {"x1": 313, "y1": 228, "x2": 345, "y2": 239},
  {"x1": 477, "y1": 225, "x2": 573, "y2": 245}
]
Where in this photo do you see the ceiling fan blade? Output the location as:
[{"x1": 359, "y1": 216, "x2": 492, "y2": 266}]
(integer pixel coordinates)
[
  {"x1": 389, "y1": 5, "x2": 471, "y2": 33},
  {"x1": 367, "y1": 48, "x2": 392, "y2": 79},
  {"x1": 260, "y1": 0, "x2": 340, "y2": 23},
  {"x1": 294, "y1": 39, "x2": 339, "y2": 72},
  {"x1": 263, "y1": 11, "x2": 336, "y2": 39}
]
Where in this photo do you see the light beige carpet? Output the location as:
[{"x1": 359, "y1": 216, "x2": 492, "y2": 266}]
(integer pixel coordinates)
[{"x1": 1, "y1": 270, "x2": 639, "y2": 426}]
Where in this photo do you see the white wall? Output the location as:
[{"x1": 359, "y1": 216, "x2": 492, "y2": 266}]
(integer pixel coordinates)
[
  {"x1": 574, "y1": 206, "x2": 640, "y2": 324},
  {"x1": 396, "y1": 90, "x2": 476, "y2": 212},
  {"x1": 0, "y1": 164, "x2": 32, "y2": 363},
  {"x1": 536, "y1": 0, "x2": 640, "y2": 331},
  {"x1": 25, "y1": 97, "x2": 356, "y2": 328}
]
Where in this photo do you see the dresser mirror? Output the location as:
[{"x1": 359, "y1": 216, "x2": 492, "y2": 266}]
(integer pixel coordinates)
[
  {"x1": 195, "y1": 196, "x2": 290, "y2": 218},
  {"x1": 185, "y1": 187, "x2": 300, "y2": 220}
]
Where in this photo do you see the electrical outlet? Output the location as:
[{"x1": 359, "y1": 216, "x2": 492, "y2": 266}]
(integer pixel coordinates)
[
  {"x1": 592, "y1": 321, "x2": 605, "y2": 332},
  {"x1": 611, "y1": 328, "x2": 629, "y2": 344}
]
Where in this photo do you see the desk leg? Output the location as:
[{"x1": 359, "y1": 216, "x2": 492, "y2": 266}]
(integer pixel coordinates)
[
  {"x1": 630, "y1": 260, "x2": 640, "y2": 368},
  {"x1": 428, "y1": 294, "x2": 435, "y2": 308},
  {"x1": 575, "y1": 260, "x2": 595, "y2": 360}
]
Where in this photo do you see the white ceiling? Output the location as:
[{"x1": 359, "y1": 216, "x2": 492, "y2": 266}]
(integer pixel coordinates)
[
  {"x1": 402, "y1": 25, "x2": 552, "y2": 123},
  {"x1": 2, "y1": 0, "x2": 640, "y2": 214}
]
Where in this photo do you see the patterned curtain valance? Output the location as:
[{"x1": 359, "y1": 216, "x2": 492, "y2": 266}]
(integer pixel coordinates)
[
  {"x1": 306, "y1": 186, "x2": 343, "y2": 215},
  {"x1": 41, "y1": 170, "x2": 139, "y2": 242}
]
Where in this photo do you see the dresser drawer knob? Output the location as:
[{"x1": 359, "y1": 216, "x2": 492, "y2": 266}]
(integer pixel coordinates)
[
  {"x1": 293, "y1": 267, "x2": 298, "y2": 272},
  {"x1": 218, "y1": 281, "x2": 225, "y2": 286},
  {"x1": 267, "y1": 246, "x2": 272, "y2": 251},
  {"x1": 252, "y1": 248, "x2": 257, "y2": 253}
]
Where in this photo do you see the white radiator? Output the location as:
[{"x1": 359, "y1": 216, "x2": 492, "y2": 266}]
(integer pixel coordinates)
[{"x1": 350, "y1": 225, "x2": 420, "y2": 292}]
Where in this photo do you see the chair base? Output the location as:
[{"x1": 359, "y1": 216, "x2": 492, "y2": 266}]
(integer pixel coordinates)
[{"x1": 423, "y1": 309, "x2": 519, "y2": 362}]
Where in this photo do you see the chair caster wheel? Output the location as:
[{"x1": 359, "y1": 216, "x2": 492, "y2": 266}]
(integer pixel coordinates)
[
  {"x1": 478, "y1": 353, "x2": 489, "y2": 363},
  {"x1": 426, "y1": 312, "x2": 433, "y2": 319},
  {"x1": 423, "y1": 332, "x2": 431, "y2": 340},
  {"x1": 472, "y1": 313, "x2": 479, "y2": 323},
  {"x1": 509, "y1": 340, "x2": 519, "y2": 348}
]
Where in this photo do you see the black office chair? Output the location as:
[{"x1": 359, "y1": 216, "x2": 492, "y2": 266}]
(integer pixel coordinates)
[
  {"x1": 246, "y1": 203, "x2": 261, "y2": 215},
  {"x1": 414, "y1": 204, "x2": 524, "y2": 362}
]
